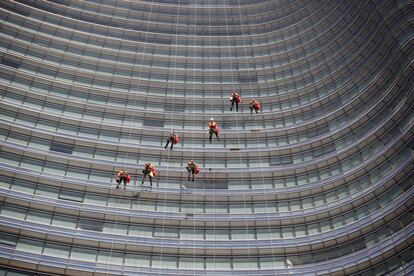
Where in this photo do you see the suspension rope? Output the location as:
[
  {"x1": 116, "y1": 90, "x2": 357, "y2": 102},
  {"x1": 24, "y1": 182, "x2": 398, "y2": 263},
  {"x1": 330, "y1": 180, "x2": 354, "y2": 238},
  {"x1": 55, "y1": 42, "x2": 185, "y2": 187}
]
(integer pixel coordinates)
[
  {"x1": 106, "y1": 0, "x2": 156, "y2": 274},
  {"x1": 222, "y1": 0, "x2": 253, "y2": 269},
  {"x1": 207, "y1": 0, "x2": 218, "y2": 272},
  {"x1": 157, "y1": 0, "x2": 182, "y2": 273},
  {"x1": 234, "y1": 0, "x2": 279, "y2": 272},
  {"x1": 191, "y1": 1, "x2": 198, "y2": 272}
]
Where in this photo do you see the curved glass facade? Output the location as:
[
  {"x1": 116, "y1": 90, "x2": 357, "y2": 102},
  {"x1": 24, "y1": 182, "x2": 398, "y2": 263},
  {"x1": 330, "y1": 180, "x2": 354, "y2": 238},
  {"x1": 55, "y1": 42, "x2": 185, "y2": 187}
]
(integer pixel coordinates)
[{"x1": 0, "y1": 0, "x2": 413, "y2": 275}]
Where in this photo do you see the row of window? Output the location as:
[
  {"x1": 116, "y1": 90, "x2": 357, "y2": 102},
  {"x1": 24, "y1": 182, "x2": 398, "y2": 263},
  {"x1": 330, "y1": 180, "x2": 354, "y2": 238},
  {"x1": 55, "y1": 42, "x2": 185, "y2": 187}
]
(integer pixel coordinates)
[
  {"x1": 1, "y1": 21, "x2": 397, "y2": 92},
  {"x1": 0, "y1": 43, "x2": 404, "y2": 107},
  {"x1": 0, "y1": 56, "x2": 408, "y2": 123},
  {"x1": 0, "y1": 1, "x2": 373, "y2": 55},
  {"x1": 1, "y1": 102, "x2": 411, "y2": 170},
  {"x1": 0, "y1": 16, "x2": 377, "y2": 78},
  {"x1": 1, "y1": 13, "x2": 400, "y2": 89},
  {"x1": 60, "y1": 0, "x2": 309, "y2": 20},
  {"x1": 0, "y1": 95, "x2": 371, "y2": 137},
  {"x1": 1, "y1": 121, "x2": 411, "y2": 186},
  {"x1": 354, "y1": 250, "x2": 413, "y2": 276},
  {"x1": 0, "y1": 47, "x2": 405, "y2": 102},
  {"x1": 25, "y1": 0, "x2": 327, "y2": 34},
  {"x1": 0, "y1": 246, "x2": 411, "y2": 275},
  {"x1": 2, "y1": 113, "x2": 412, "y2": 180},
  {"x1": 3, "y1": 0, "x2": 353, "y2": 44},
  {"x1": 9, "y1": 52, "x2": 370, "y2": 88},
  {"x1": 1, "y1": 71, "x2": 408, "y2": 139},
  {"x1": 63, "y1": 0, "x2": 305, "y2": 16},
  {"x1": 0, "y1": 108, "x2": 342, "y2": 148},
  {"x1": 2, "y1": 11, "x2": 404, "y2": 96},
  {"x1": 0, "y1": 82, "x2": 345, "y2": 121},
  {"x1": 0, "y1": 153, "x2": 410, "y2": 213},
  {"x1": 1, "y1": 31, "x2": 366, "y2": 82},
  {"x1": 0, "y1": 179, "x2": 411, "y2": 239},
  {"x1": 0, "y1": 85, "x2": 408, "y2": 138},
  {"x1": 0, "y1": 67, "x2": 377, "y2": 121},
  {"x1": 1, "y1": 214, "x2": 411, "y2": 270}
]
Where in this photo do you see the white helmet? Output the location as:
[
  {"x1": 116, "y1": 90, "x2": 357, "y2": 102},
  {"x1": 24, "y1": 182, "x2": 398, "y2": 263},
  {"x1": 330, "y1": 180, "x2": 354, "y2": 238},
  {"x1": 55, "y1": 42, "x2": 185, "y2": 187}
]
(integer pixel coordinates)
[{"x1": 210, "y1": 117, "x2": 214, "y2": 121}]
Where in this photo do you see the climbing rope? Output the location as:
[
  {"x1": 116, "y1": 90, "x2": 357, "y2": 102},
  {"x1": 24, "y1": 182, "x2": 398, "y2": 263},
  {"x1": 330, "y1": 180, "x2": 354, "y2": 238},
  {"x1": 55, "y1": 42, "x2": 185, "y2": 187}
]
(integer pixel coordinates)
[
  {"x1": 157, "y1": 0, "x2": 182, "y2": 273},
  {"x1": 222, "y1": 0, "x2": 253, "y2": 269},
  {"x1": 234, "y1": 0, "x2": 279, "y2": 271},
  {"x1": 106, "y1": 0, "x2": 156, "y2": 274}
]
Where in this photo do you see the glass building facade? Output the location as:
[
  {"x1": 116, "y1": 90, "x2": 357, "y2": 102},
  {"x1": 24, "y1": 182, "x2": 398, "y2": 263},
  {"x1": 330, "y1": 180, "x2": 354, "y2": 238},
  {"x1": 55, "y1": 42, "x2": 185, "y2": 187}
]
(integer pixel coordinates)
[{"x1": 0, "y1": 0, "x2": 413, "y2": 275}]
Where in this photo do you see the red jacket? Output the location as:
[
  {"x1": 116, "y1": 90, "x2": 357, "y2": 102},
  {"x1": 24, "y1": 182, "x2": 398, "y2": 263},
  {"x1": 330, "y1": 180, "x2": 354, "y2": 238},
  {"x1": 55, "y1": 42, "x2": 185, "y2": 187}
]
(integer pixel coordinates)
[{"x1": 231, "y1": 93, "x2": 241, "y2": 103}]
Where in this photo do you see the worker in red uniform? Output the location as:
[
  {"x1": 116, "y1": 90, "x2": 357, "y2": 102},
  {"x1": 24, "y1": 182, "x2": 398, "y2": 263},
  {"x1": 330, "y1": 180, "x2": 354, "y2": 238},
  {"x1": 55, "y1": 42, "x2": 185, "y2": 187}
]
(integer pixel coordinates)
[
  {"x1": 116, "y1": 169, "x2": 130, "y2": 189},
  {"x1": 249, "y1": 100, "x2": 261, "y2": 114},
  {"x1": 164, "y1": 131, "x2": 179, "y2": 150},
  {"x1": 186, "y1": 160, "x2": 200, "y2": 182},
  {"x1": 208, "y1": 118, "x2": 221, "y2": 143},
  {"x1": 230, "y1": 92, "x2": 241, "y2": 112},
  {"x1": 142, "y1": 163, "x2": 156, "y2": 186}
]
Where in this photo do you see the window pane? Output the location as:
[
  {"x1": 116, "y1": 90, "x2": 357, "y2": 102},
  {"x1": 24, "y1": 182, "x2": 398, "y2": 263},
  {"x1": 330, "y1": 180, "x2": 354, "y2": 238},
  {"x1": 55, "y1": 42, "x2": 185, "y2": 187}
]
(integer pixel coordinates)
[
  {"x1": 16, "y1": 239, "x2": 43, "y2": 254},
  {"x1": 70, "y1": 248, "x2": 97, "y2": 262},
  {"x1": 44, "y1": 243, "x2": 70, "y2": 258}
]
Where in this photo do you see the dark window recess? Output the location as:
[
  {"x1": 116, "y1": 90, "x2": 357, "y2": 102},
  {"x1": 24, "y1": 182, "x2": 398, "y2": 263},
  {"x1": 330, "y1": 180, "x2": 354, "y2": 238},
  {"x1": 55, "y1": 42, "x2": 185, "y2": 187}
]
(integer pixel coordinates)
[
  {"x1": 31, "y1": 0, "x2": 52, "y2": 12},
  {"x1": 318, "y1": 125, "x2": 330, "y2": 135},
  {"x1": 157, "y1": 0, "x2": 189, "y2": 4},
  {"x1": 270, "y1": 156, "x2": 292, "y2": 165},
  {"x1": 58, "y1": 190, "x2": 83, "y2": 202},
  {"x1": 164, "y1": 104, "x2": 185, "y2": 112},
  {"x1": 308, "y1": 128, "x2": 320, "y2": 139},
  {"x1": 0, "y1": 233, "x2": 17, "y2": 247},
  {"x1": 238, "y1": 75, "x2": 258, "y2": 83},
  {"x1": 351, "y1": 239, "x2": 366, "y2": 251},
  {"x1": 1, "y1": 58, "x2": 21, "y2": 69},
  {"x1": 143, "y1": 119, "x2": 164, "y2": 127},
  {"x1": 50, "y1": 142, "x2": 74, "y2": 154},
  {"x1": 78, "y1": 220, "x2": 103, "y2": 232},
  {"x1": 315, "y1": 143, "x2": 335, "y2": 157},
  {"x1": 185, "y1": 179, "x2": 228, "y2": 189},
  {"x1": 5, "y1": 4, "x2": 30, "y2": 16},
  {"x1": 330, "y1": 97, "x2": 343, "y2": 109},
  {"x1": 146, "y1": 36, "x2": 172, "y2": 45}
]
